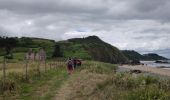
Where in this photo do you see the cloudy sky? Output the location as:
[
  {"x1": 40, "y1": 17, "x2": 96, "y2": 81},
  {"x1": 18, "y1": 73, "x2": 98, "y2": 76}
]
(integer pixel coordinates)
[{"x1": 0, "y1": 0, "x2": 170, "y2": 58}]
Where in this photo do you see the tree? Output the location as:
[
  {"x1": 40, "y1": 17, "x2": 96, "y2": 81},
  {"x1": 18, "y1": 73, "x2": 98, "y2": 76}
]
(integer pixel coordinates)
[
  {"x1": 52, "y1": 44, "x2": 63, "y2": 57},
  {"x1": 0, "y1": 36, "x2": 18, "y2": 58},
  {"x1": 19, "y1": 37, "x2": 33, "y2": 47}
]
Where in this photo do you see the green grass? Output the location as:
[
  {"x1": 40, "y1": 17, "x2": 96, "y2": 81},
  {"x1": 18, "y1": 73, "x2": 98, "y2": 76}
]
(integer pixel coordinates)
[
  {"x1": 0, "y1": 60, "x2": 170, "y2": 100},
  {"x1": 18, "y1": 69, "x2": 68, "y2": 100},
  {"x1": 63, "y1": 43, "x2": 92, "y2": 59},
  {"x1": 94, "y1": 72, "x2": 170, "y2": 100},
  {"x1": 0, "y1": 61, "x2": 69, "y2": 100}
]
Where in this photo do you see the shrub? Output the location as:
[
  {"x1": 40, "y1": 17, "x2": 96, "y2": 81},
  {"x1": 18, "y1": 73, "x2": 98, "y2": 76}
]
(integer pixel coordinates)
[{"x1": 126, "y1": 85, "x2": 170, "y2": 100}]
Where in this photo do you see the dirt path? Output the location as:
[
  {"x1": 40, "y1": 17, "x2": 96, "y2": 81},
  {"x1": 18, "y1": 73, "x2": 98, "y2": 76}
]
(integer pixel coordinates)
[
  {"x1": 54, "y1": 69, "x2": 109, "y2": 100},
  {"x1": 120, "y1": 65, "x2": 170, "y2": 77}
]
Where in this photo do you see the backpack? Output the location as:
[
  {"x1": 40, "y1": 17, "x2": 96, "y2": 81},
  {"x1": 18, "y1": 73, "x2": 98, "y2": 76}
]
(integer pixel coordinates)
[{"x1": 68, "y1": 60, "x2": 73, "y2": 65}]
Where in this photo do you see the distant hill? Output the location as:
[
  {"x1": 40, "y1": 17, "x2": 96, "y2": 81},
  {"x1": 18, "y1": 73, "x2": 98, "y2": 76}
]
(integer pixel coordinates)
[
  {"x1": 122, "y1": 50, "x2": 168, "y2": 60},
  {"x1": 56, "y1": 36, "x2": 127, "y2": 63},
  {"x1": 121, "y1": 50, "x2": 144, "y2": 60},
  {"x1": 143, "y1": 53, "x2": 168, "y2": 60}
]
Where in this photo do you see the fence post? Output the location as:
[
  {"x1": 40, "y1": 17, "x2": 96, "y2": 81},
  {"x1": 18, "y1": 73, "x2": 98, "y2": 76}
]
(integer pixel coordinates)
[
  {"x1": 3, "y1": 56, "x2": 6, "y2": 84},
  {"x1": 37, "y1": 61, "x2": 40, "y2": 76},
  {"x1": 25, "y1": 59, "x2": 28, "y2": 80},
  {"x1": 50, "y1": 63, "x2": 51, "y2": 70},
  {"x1": 45, "y1": 60, "x2": 47, "y2": 72}
]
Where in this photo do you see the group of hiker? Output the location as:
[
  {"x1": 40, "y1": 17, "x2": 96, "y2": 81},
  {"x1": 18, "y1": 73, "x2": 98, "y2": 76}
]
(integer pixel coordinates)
[{"x1": 66, "y1": 57, "x2": 82, "y2": 74}]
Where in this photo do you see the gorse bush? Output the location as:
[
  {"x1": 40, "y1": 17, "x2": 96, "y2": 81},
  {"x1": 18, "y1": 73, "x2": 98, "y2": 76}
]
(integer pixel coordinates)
[
  {"x1": 126, "y1": 85, "x2": 170, "y2": 100},
  {"x1": 114, "y1": 73, "x2": 138, "y2": 89},
  {"x1": 94, "y1": 71, "x2": 170, "y2": 100},
  {"x1": 157, "y1": 79, "x2": 170, "y2": 91},
  {"x1": 81, "y1": 61, "x2": 117, "y2": 74},
  {"x1": 0, "y1": 66, "x2": 52, "y2": 94}
]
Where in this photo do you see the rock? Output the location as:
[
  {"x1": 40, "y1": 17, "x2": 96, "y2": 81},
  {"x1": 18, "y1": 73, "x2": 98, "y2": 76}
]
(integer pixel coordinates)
[
  {"x1": 155, "y1": 60, "x2": 169, "y2": 64},
  {"x1": 130, "y1": 70, "x2": 142, "y2": 74}
]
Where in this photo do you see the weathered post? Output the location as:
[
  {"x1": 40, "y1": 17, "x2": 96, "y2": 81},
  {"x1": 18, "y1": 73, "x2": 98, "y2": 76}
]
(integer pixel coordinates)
[
  {"x1": 39, "y1": 48, "x2": 46, "y2": 72},
  {"x1": 25, "y1": 49, "x2": 33, "y2": 80},
  {"x1": 25, "y1": 59, "x2": 28, "y2": 80},
  {"x1": 49, "y1": 63, "x2": 51, "y2": 69},
  {"x1": 44, "y1": 59, "x2": 46, "y2": 72},
  {"x1": 3, "y1": 56, "x2": 6, "y2": 84},
  {"x1": 37, "y1": 60, "x2": 40, "y2": 76},
  {"x1": 35, "y1": 52, "x2": 40, "y2": 75},
  {"x1": 56, "y1": 62, "x2": 57, "y2": 69}
]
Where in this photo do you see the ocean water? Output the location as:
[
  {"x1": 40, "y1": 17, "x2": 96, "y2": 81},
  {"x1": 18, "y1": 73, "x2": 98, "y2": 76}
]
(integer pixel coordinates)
[{"x1": 140, "y1": 60, "x2": 170, "y2": 69}]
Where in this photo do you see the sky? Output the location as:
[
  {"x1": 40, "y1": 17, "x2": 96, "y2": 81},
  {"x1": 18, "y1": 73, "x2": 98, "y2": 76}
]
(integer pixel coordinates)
[{"x1": 0, "y1": 0, "x2": 170, "y2": 58}]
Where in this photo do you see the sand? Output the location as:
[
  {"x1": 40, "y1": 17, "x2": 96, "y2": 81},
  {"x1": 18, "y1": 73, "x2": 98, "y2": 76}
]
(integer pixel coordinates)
[{"x1": 119, "y1": 65, "x2": 170, "y2": 77}]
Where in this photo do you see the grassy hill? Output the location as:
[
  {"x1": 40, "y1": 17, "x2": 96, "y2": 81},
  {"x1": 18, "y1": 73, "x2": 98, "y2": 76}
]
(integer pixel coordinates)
[
  {"x1": 57, "y1": 36, "x2": 127, "y2": 63},
  {"x1": 0, "y1": 37, "x2": 55, "y2": 62},
  {"x1": 0, "y1": 36, "x2": 127, "y2": 64},
  {"x1": 1, "y1": 36, "x2": 167, "y2": 63}
]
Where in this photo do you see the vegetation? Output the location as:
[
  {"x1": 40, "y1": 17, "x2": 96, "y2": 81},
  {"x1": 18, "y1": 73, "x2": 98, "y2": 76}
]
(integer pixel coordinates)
[
  {"x1": 0, "y1": 60, "x2": 170, "y2": 100},
  {"x1": 122, "y1": 50, "x2": 144, "y2": 60},
  {"x1": 0, "y1": 36, "x2": 127, "y2": 64},
  {"x1": 0, "y1": 36, "x2": 55, "y2": 62},
  {"x1": 0, "y1": 36, "x2": 169, "y2": 100},
  {"x1": 0, "y1": 37, "x2": 18, "y2": 59},
  {"x1": 0, "y1": 61, "x2": 68, "y2": 100},
  {"x1": 55, "y1": 61, "x2": 170, "y2": 100},
  {"x1": 52, "y1": 44, "x2": 63, "y2": 58},
  {"x1": 57, "y1": 36, "x2": 128, "y2": 63}
]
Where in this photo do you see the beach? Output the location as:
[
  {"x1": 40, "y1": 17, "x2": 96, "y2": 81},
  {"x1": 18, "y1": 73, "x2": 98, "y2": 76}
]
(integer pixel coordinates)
[{"x1": 119, "y1": 65, "x2": 170, "y2": 77}]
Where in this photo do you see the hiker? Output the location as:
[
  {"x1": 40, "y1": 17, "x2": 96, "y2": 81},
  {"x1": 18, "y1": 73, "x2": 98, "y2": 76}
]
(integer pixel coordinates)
[
  {"x1": 77, "y1": 59, "x2": 82, "y2": 66},
  {"x1": 66, "y1": 57, "x2": 74, "y2": 74},
  {"x1": 73, "y1": 58, "x2": 77, "y2": 69}
]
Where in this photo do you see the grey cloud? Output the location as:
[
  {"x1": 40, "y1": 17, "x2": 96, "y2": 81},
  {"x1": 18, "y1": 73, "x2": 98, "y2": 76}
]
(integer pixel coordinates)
[
  {"x1": 133, "y1": 0, "x2": 167, "y2": 12},
  {"x1": 0, "y1": 0, "x2": 170, "y2": 21},
  {"x1": 0, "y1": 0, "x2": 108, "y2": 15},
  {"x1": 0, "y1": 0, "x2": 170, "y2": 57}
]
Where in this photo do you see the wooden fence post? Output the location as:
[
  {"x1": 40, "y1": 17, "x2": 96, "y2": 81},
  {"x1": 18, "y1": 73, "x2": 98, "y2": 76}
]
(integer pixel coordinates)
[
  {"x1": 45, "y1": 60, "x2": 47, "y2": 72},
  {"x1": 49, "y1": 63, "x2": 51, "y2": 69},
  {"x1": 37, "y1": 61, "x2": 40, "y2": 76},
  {"x1": 3, "y1": 57, "x2": 6, "y2": 84},
  {"x1": 25, "y1": 59, "x2": 28, "y2": 80}
]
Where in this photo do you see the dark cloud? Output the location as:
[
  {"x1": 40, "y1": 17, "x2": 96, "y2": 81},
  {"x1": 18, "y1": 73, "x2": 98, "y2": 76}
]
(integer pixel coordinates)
[
  {"x1": 134, "y1": 0, "x2": 167, "y2": 12},
  {"x1": 0, "y1": 0, "x2": 108, "y2": 15}
]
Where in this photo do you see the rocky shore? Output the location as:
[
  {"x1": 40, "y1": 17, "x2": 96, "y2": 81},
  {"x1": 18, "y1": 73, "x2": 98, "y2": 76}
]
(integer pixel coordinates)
[{"x1": 118, "y1": 65, "x2": 170, "y2": 78}]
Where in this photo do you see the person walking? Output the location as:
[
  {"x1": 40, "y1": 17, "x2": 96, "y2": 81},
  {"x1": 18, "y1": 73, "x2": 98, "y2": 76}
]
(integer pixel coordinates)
[
  {"x1": 66, "y1": 57, "x2": 74, "y2": 74},
  {"x1": 73, "y1": 58, "x2": 77, "y2": 69}
]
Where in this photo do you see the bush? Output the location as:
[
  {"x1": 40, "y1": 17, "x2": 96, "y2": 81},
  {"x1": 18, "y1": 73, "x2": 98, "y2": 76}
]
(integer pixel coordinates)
[{"x1": 126, "y1": 85, "x2": 170, "y2": 100}]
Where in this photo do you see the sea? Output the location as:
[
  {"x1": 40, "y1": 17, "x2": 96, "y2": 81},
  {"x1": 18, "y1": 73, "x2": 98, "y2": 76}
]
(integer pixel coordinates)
[{"x1": 140, "y1": 60, "x2": 170, "y2": 69}]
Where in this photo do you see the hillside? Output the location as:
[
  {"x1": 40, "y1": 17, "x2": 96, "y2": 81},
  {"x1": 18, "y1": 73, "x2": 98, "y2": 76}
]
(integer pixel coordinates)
[
  {"x1": 56, "y1": 36, "x2": 127, "y2": 63},
  {"x1": 122, "y1": 50, "x2": 168, "y2": 60},
  {"x1": 0, "y1": 36, "x2": 127, "y2": 63},
  {"x1": 0, "y1": 37, "x2": 55, "y2": 62},
  {"x1": 121, "y1": 50, "x2": 144, "y2": 60},
  {"x1": 1, "y1": 36, "x2": 167, "y2": 63}
]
